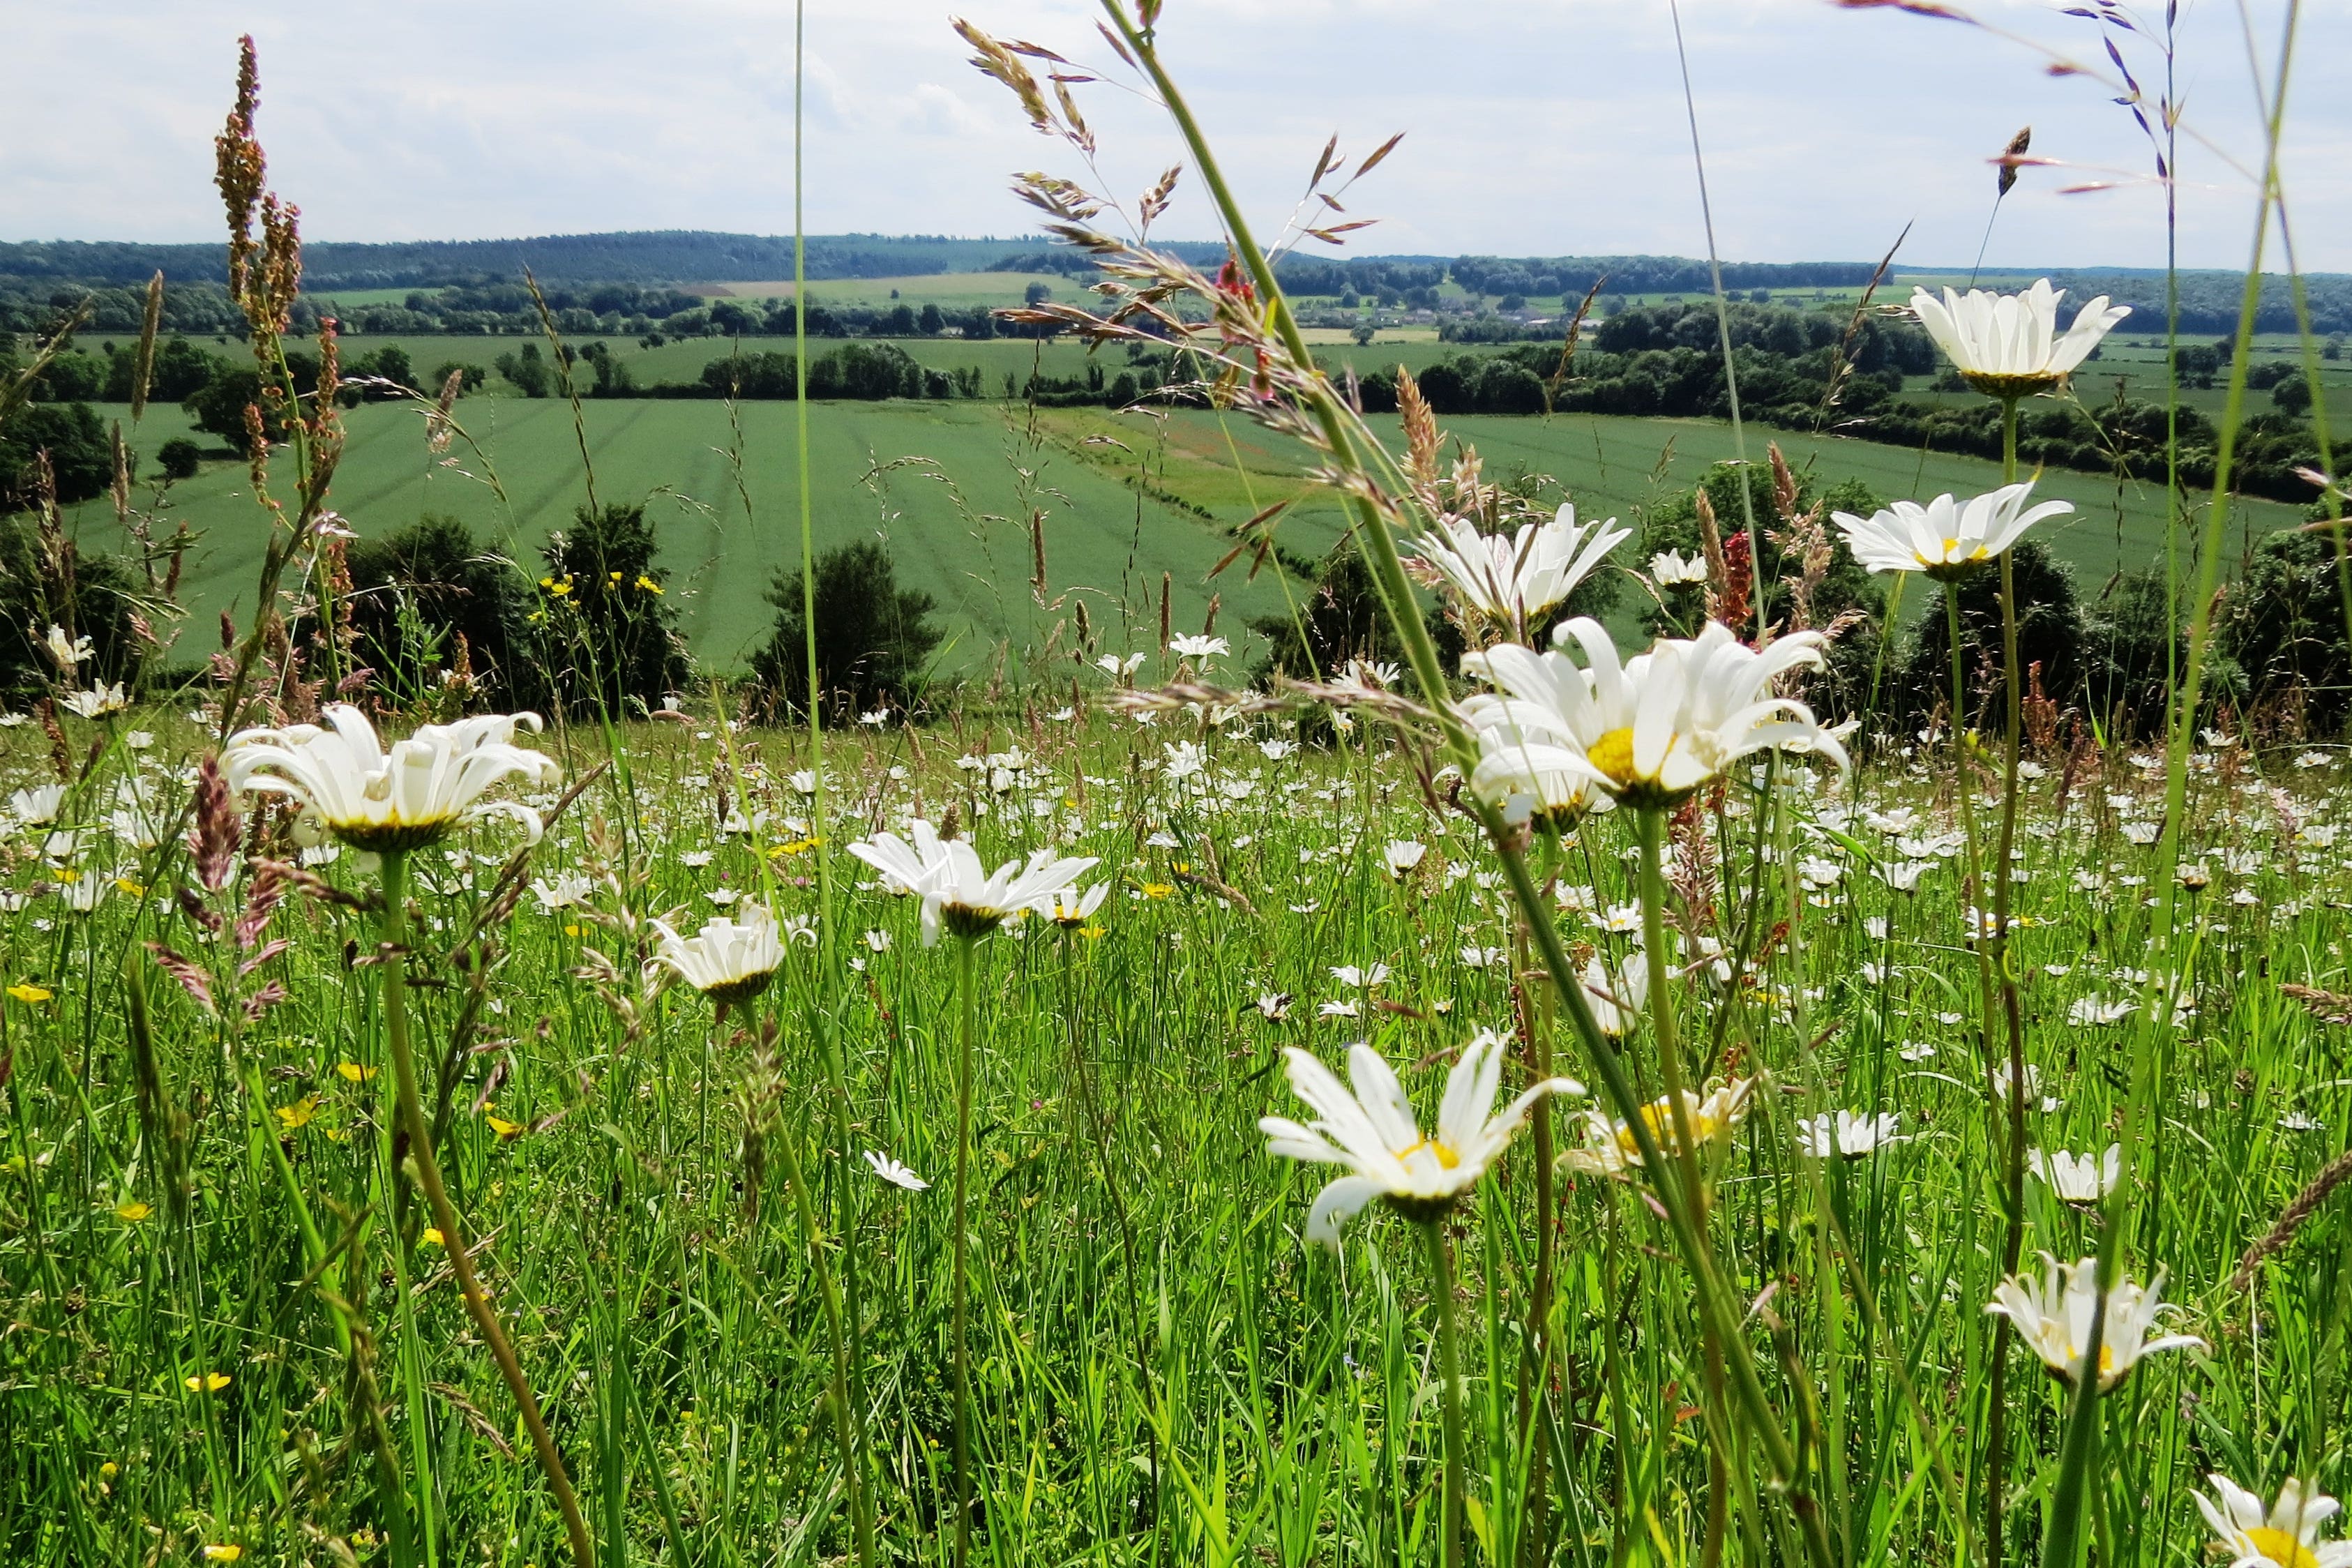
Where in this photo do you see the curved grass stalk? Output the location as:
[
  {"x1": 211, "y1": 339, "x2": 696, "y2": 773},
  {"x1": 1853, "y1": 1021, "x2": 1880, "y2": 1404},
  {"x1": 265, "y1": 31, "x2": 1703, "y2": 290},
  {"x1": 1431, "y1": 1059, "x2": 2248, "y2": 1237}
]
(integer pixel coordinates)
[
  {"x1": 375, "y1": 851, "x2": 594, "y2": 1568},
  {"x1": 1085, "y1": 6, "x2": 1830, "y2": 1557}
]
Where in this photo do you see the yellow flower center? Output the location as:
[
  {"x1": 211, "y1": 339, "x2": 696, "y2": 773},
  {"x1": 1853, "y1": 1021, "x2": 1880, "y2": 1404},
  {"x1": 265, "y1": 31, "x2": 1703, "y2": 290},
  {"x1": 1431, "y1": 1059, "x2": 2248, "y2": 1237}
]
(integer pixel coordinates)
[
  {"x1": 1588, "y1": 726, "x2": 1640, "y2": 787},
  {"x1": 1938, "y1": 538, "x2": 1989, "y2": 563},
  {"x1": 2246, "y1": 1528, "x2": 2319, "y2": 1568},
  {"x1": 1401, "y1": 1138, "x2": 1460, "y2": 1170}
]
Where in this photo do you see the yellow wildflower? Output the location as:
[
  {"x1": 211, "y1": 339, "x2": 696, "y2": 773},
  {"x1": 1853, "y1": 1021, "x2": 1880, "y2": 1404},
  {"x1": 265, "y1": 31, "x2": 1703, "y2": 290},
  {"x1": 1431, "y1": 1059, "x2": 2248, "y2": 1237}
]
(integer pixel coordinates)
[
  {"x1": 7, "y1": 982, "x2": 52, "y2": 1004},
  {"x1": 185, "y1": 1372, "x2": 231, "y2": 1393},
  {"x1": 336, "y1": 1062, "x2": 379, "y2": 1083},
  {"x1": 273, "y1": 1096, "x2": 319, "y2": 1131},
  {"x1": 114, "y1": 1200, "x2": 151, "y2": 1223}
]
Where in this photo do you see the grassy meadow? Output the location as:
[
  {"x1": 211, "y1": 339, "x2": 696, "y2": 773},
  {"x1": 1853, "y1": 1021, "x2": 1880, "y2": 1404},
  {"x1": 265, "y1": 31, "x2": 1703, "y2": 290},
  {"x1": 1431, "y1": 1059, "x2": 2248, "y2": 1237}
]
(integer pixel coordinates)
[
  {"x1": 15, "y1": 8, "x2": 2352, "y2": 1563},
  {"x1": 5, "y1": 695, "x2": 2351, "y2": 1567}
]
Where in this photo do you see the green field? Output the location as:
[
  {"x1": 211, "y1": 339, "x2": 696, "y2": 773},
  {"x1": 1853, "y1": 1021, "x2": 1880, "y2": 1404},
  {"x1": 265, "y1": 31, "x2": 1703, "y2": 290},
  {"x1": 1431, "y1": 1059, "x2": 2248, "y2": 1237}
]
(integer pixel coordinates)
[
  {"x1": 687, "y1": 271, "x2": 1066, "y2": 309},
  {"x1": 75, "y1": 392, "x2": 2302, "y2": 682},
  {"x1": 1043, "y1": 405, "x2": 2308, "y2": 591},
  {"x1": 71, "y1": 398, "x2": 1309, "y2": 675}
]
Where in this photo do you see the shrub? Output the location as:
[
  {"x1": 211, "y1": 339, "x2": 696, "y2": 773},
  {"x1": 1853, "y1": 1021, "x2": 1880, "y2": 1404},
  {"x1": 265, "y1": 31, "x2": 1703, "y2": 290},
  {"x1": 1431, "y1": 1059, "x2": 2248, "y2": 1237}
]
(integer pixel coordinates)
[
  {"x1": 536, "y1": 503, "x2": 691, "y2": 716},
  {"x1": 345, "y1": 514, "x2": 533, "y2": 708},
  {"x1": 0, "y1": 513, "x2": 141, "y2": 700},
  {"x1": 1, "y1": 401, "x2": 111, "y2": 509},
  {"x1": 2079, "y1": 568, "x2": 2187, "y2": 739},
  {"x1": 2224, "y1": 529, "x2": 2352, "y2": 733},
  {"x1": 1249, "y1": 541, "x2": 1463, "y2": 686},
  {"x1": 753, "y1": 539, "x2": 944, "y2": 718},
  {"x1": 156, "y1": 438, "x2": 202, "y2": 481},
  {"x1": 1899, "y1": 539, "x2": 2085, "y2": 732}
]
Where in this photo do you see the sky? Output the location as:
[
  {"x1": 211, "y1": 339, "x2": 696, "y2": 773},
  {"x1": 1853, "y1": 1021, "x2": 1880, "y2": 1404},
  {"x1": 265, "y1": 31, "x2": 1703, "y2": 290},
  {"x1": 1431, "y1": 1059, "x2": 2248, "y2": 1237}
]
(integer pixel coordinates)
[{"x1": 3, "y1": 0, "x2": 2347, "y2": 273}]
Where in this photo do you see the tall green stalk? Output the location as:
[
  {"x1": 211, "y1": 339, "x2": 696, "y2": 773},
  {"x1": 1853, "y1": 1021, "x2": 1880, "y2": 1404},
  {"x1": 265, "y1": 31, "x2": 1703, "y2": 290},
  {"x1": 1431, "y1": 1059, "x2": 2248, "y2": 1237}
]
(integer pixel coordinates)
[
  {"x1": 753, "y1": 993, "x2": 875, "y2": 1568},
  {"x1": 951, "y1": 935, "x2": 981, "y2": 1568},
  {"x1": 375, "y1": 851, "x2": 594, "y2": 1568},
  {"x1": 1636, "y1": 805, "x2": 1735, "y2": 1560},
  {"x1": 1422, "y1": 1218, "x2": 1468, "y2": 1568},
  {"x1": 1982, "y1": 395, "x2": 2033, "y2": 1560}
]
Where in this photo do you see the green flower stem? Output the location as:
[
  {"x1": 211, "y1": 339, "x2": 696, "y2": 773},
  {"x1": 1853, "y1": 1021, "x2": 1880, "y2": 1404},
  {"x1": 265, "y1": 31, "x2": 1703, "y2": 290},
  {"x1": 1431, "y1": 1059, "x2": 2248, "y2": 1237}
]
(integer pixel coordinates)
[
  {"x1": 1422, "y1": 1216, "x2": 1468, "y2": 1568},
  {"x1": 1514, "y1": 903, "x2": 1558, "y2": 1560},
  {"x1": 1059, "y1": 932, "x2": 1159, "y2": 1548},
  {"x1": 1636, "y1": 806, "x2": 1734, "y2": 1560},
  {"x1": 1982, "y1": 394, "x2": 2034, "y2": 1558},
  {"x1": 753, "y1": 996, "x2": 875, "y2": 1568},
  {"x1": 951, "y1": 934, "x2": 981, "y2": 1568},
  {"x1": 375, "y1": 850, "x2": 594, "y2": 1568}
]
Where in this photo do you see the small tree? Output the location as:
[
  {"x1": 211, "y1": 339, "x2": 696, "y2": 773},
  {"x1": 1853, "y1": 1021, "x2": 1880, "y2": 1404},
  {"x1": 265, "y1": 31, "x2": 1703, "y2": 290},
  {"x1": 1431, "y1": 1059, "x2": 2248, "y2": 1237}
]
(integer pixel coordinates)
[
  {"x1": 2224, "y1": 529, "x2": 2352, "y2": 734},
  {"x1": 1900, "y1": 539, "x2": 2085, "y2": 732},
  {"x1": 754, "y1": 539, "x2": 944, "y2": 717},
  {"x1": 537, "y1": 503, "x2": 690, "y2": 716},
  {"x1": 156, "y1": 438, "x2": 202, "y2": 481},
  {"x1": 345, "y1": 513, "x2": 533, "y2": 709}
]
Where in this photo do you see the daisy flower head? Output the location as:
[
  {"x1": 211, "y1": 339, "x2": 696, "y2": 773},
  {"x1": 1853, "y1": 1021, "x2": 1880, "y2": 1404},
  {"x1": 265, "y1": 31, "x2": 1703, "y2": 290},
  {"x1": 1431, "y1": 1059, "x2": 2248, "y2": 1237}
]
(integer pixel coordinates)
[
  {"x1": 649, "y1": 899, "x2": 787, "y2": 1005},
  {"x1": 1983, "y1": 1253, "x2": 2203, "y2": 1392},
  {"x1": 223, "y1": 704, "x2": 559, "y2": 852},
  {"x1": 1561, "y1": 1077, "x2": 1754, "y2": 1176},
  {"x1": 1042, "y1": 883, "x2": 1108, "y2": 928},
  {"x1": 1403, "y1": 503, "x2": 1629, "y2": 639},
  {"x1": 2195, "y1": 1475, "x2": 2352, "y2": 1568},
  {"x1": 1259, "y1": 1030, "x2": 1582, "y2": 1247},
  {"x1": 60, "y1": 683, "x2": 130, "y2": 719},
  {"x1": 1471, "y1": 618, "x2": 1847, "y2": 810},
  {"x1": 1832, "y1": 482, "x2": 2072, "y2": 581},
  {"x1": 1650, "y1": 549, "x2": 1711, "y2": 587},
  {"x1": 845, "y1": 820, "x2": 1096, "y2": 945},
  {"x1": 864, "y1": 1149, "x2": 929, "y2": 1191},
  {"x1": 1796, "y1": 1110, "x2": 1907, "y2": 1161},
  {"x1": 1910, "y1": 278, "x2": 2129, "y2": 398},
  {"x1": 2030, "y1": 1144, "x2": 2120, "y2": 1207},
  {"x1": 1579, "y1": 950, "x2": 1648, "y2": 1039},
  {"x1": 1456, "y1": 679, "x2": 1617, "y2": 831}
]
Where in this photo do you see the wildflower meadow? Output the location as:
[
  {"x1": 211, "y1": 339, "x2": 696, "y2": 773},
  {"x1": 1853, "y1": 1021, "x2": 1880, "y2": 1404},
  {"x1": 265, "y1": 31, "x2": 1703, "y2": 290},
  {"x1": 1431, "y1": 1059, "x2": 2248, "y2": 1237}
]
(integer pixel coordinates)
[{"x1": 5, "y1": 3, "x2": 2352, "y2": 1567}]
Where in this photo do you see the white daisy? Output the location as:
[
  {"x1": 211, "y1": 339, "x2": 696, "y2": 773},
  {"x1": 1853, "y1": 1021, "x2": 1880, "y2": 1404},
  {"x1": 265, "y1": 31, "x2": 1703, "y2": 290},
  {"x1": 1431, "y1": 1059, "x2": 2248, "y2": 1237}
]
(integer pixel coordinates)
[
  {"x1": 1983, "y1": 1252, "x2": 2203, "y2": 1391},
  {"x1": 1259, "y1": 1031, "x2": 1582, "y2": 1247},
  {"x1": 1910, "y1": 279, "x2": 2129, "y2": 398}
]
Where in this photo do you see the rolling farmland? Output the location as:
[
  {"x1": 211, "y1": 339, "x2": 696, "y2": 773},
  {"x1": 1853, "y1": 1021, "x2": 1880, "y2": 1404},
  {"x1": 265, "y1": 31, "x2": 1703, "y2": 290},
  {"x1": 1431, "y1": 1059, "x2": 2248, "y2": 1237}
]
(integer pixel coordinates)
[{"x1": 68, "y1": 390, "x2": 2305, "y2": 677}]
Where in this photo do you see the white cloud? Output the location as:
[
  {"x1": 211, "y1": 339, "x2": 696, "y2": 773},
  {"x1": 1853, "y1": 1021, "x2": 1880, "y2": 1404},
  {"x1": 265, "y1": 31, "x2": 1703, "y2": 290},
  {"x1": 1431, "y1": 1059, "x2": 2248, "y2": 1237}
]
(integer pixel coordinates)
[{"x1": 0, "y1": 0, "x2": 2344, "y2": 270}]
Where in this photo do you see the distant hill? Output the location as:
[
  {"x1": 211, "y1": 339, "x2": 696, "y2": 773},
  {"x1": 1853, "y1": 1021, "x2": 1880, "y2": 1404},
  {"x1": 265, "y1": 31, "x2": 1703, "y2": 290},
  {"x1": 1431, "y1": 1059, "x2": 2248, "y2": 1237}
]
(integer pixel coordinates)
[
  {"x1": 1, "y1": 232, "x2": 2345, "y2": 336},
  {"x1": 0, "y1": 232, "x2": 1071, "y2": 290}
]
